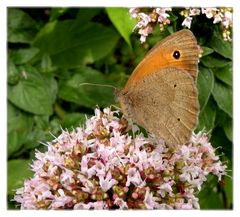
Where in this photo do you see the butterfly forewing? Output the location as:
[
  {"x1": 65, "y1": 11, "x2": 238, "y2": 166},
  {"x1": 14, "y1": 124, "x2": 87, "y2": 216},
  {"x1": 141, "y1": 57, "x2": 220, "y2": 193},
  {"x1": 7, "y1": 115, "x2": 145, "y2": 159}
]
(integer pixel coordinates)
[{"x1": 124, "y1": 29, "x2": 199, "y2": 91}]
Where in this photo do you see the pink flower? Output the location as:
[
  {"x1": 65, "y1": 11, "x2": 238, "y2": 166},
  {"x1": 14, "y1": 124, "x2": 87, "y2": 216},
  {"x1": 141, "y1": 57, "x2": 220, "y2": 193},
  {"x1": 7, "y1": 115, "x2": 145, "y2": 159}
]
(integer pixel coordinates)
[
  {"x1": 191, "y1": 131, "x2": 209, "y2": 145},
  {"x1": 129, "y1": 7, "x2": 232, "y2": 43},
  {"x1": 189, "y1": 8, "x2": 200, "y2": 16},
  {"x1": 182, "y1": 189, "x2": 200, "y2": 209},
  {"x1": 93, "y1": 201, "x2": 108, "y2": 209},
  {"x1": 211, "y1": 161, "x2": 227, "y2": 181},
  {"x1": 80, "y1": 153, "x2": 97, "y2": 178},
  {"x1": 45, "y1": 148, "x2": 64, "y2": 166},
  {"x1": 179, "y1": 145, "x2": 191, "y2": 159},
  {"x1": 74, "y1": 201, "x2": 107, "y2": 209},
  {"x1": 94, "y1": 160, "x2": 107, "y2": 176},
  {"x1": 144, "y1": 189, "x2": 160, "y2": 209},
  {"x1": 180, "y1": 203, "x2": 193, "y2": 209},
  {"x1": 213, "y1": 13, "x2": 223, "y2": 24},
  {"x1": 149, "y1": 151, "x2": 163, "y2": 170},
  {"x1": 126, "y1": 167, "x2": 145, "y2": 187},
  {"x1": 135, "y1": 12, "x2": 151, "y2": 28},
  {"x1": 51, "y1": 189, "x2": 73, "y2": 209},
  {"x1": 80, "y1": 155, "x2": 91, "y2": 176},
  {"x1": 74, "y1": 202, "x2": 91, "y2": 209},
  {"x1": 78, "y1": 174, "x2": 94, "y2": 193},
  {"x1": 201, "y1": 8, "x2": 217, "y2": 19},
  {"x1": 222, "y1": 10, "x2": 232, "y2": 28},
  {"x1": 129, "y1": 8, "x2": 139, "y2": 18},
  {"x1": 60, "y1": 169, "x2": 75, "y2": 190},
  {"x1": 99, "y1": 171, "x2": 117, "y2": 192},
  {"x1": 158, "y1": 181, "x2": 174, "y2": 197},
  {"x1": 14, "y1": 107, "x2": 227, "y2": 210},
  {"x1": 182, "y1": 16, "x2": 193, "y2": 29},
  {"x1": 138, "y1": 25, "x2": 153, "y2": 43},
  {"x1": 55, "y1": 129, "x2": 75, "y2": 151},
  {"x1": 114, "y1": 197, "x2": 128, "y2": 209},
  {"x1": 129, "y1": 148, "x2": 148, "y2": 170},
  {"x1": 155, "y1": 8, "x2": 171, "y2": 23}
]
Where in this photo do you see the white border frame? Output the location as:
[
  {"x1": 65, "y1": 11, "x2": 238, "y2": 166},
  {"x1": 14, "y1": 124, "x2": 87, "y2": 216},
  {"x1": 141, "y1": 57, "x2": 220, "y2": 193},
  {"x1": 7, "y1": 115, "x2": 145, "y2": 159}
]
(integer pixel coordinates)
[{"x1": 1, "y1": 1, "x2": 239, "y2": 217}]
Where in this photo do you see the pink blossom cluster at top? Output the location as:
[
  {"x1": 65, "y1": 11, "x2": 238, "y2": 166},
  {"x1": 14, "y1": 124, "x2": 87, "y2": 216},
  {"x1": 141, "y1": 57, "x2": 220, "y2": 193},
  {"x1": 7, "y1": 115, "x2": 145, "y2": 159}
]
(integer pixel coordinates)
[
  {"x1": 130, "y1": 7, "x2": 172, "y2": 43},
  {"x1": 14, "y1": 107, "x2": 227, "y2": 210},
  {"x1": 129, "y1": 7, "x2": 232, "y2": 43}
]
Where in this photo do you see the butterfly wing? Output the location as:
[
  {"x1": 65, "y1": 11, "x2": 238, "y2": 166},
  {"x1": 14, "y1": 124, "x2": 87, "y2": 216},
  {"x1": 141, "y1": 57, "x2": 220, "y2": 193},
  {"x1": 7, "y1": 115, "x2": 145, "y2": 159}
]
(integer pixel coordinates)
[
  {"x1": 121, "y1": 67, "x2": 198, "y2": 145},
  {"x1": 124, "y1": 29, "x2": 199, "y2": 91}
]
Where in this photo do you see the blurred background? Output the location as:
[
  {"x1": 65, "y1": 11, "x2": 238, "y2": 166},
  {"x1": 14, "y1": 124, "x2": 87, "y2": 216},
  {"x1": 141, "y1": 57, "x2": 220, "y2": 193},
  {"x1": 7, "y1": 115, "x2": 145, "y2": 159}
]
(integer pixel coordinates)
[{"x1": 7, "y1": 7, "x2": 232, "y2": 209}]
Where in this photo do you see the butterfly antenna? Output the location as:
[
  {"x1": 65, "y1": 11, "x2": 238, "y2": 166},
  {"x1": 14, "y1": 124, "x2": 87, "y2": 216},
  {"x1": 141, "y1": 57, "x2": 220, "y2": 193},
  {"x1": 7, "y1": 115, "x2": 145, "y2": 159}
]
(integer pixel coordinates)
[
  {"x1": 110, "y1": 104, "x2": 121, "y2": 111},
  {"x1": 79, "y1": 82, "x2": 117, "y2": 90}
]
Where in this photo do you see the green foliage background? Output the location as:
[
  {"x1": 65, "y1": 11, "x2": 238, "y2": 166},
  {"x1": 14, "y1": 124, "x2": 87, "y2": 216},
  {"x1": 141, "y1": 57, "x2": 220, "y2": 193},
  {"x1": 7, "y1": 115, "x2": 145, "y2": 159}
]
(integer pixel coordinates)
[{"x1": 7, "y1": 8, "x2": 232, "y2": 209}]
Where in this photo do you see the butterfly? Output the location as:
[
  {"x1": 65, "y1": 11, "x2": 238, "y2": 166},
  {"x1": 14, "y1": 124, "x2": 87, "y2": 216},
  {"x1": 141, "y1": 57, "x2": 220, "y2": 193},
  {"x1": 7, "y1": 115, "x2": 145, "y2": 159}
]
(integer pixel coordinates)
[{"x1": 116, "y1": 29, "x2": 200, "y2": 145}]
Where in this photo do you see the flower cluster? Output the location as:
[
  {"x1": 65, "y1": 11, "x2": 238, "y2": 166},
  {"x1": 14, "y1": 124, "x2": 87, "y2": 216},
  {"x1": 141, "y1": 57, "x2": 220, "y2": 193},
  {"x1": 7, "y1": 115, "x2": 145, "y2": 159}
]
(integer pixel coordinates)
[
  {"x1": 14, "y1": 107, "x2": 227, "y2": 210},
  {"x1": 129, "y1": 8, "x2": 172, "y2": 43},
  {"x1": 181, "y1": 7, "x2": 233, "y2": 41},
  {"x1": 129, "y1": 7, "x2": 233, "y2": 42}
]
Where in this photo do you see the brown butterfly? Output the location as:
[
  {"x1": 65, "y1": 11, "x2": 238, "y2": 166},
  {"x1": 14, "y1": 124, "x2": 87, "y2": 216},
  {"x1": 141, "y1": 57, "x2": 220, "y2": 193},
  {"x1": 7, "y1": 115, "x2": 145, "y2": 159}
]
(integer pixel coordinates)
[{"x1": 116, "y1": 29, "x2": 200, "y2": 145}]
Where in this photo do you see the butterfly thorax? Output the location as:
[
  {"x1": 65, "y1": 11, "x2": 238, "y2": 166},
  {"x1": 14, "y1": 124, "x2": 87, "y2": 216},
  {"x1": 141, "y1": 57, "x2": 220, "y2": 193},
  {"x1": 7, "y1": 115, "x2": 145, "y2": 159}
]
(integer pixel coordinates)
[{"x1": 115, "y1": 88, "x2": 134, "y2": 120}]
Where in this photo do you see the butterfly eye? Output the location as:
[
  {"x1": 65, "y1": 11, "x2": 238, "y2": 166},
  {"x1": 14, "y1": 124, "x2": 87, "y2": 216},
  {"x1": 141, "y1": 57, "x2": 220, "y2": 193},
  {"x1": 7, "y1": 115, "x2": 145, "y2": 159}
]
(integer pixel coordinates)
[{"x1": 173, "y1": 50, "x2": 181, "y2": 59}]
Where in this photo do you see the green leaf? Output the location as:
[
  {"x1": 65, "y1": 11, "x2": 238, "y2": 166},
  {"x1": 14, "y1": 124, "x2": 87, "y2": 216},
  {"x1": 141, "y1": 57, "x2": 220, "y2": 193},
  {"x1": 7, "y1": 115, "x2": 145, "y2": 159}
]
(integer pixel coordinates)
[
  {"x1": 40, "y1": 54, "x2": 55, "y2": 73},
  {"x1": 210, "y1": 126, "x2": 232, "y2": 158},
  {"x1": 197, "y1": 66, "x2": 214, "y2": 111},
  {"x1": 8, "y1": 159, "x2": 33, "y2": 197},
  {"x1": 216, "y1": 110, "x2": 232, "y2": 142},
  {"x1": 212, "y1": 80, "x2": 232, "y2": 118},
  {"x1": 212, "y1": 63, "x2": 232, "y2": 86},
  {"x1": 106, "y1": 8, "x2": 136, "y2": 48},
  {"x1": 75, "y1": 8, "x2": 102, "y2": 26},
  {"x1": 8, "y1": 8, "x2": 38, "y2": 43},
  {"x1": 61, "y1": 113, "x2": 87, "y2": 129},
  {"x1": 168, "y1": 11, "x2": 178, "y2": 22},
  {"x1": 201, "y1": 46, "x2": 214, "y2": 57},
  {"x1": 8, "y1": 103, "x2": 33, "y2": 157},
  {"x1": 148, "y1": 27, "x2": 170, "y2": 47},
  {"x1": 49, "y1": 8, "x2": 69, "y2": 21},
  {"x1": 196, "y1": 97, "x2": 216, "y2": 132},
  {"x1": 9, "y1": 47, "x2": 39, "y2": 65},
  {"x1": 49, "y1": 118, "x2": 62, "y2": 136},
  {"x1": 200, "y1": 53, "x2": 231, "y2": 68},
  {"x1": 8, "y1": 66, "x2": 57, "y2": 115},
  {"x1": 34, "y1": 115, "x2": 50, "y2": 130},
  {"x1": 58, "y1": 66, "x2": 116, "y2": 108},
  {"x1": 223, "y1": 118, "x2": 232, "y2": 142},
  {"x1": 199, "y1": 175, "x2": 224, "y2": 209},
  {"x1": 23, "y1": 129, "x2": 49, "y2": 151},
  {"x1": 8, "y1": 60, "x2": 20, "y2": 85},
  {"x1": 208, "y1": 29, "x2": 232, "y2": 60},
  {"x1": 22, "y1": 115, "x2": 52, "y2": 151},
  {"x1": 32, "y1": 21, "x2": 120, "y2": 67},
  {"x1": 223, "y1": 172, "x2": 233, "y2": 209}
]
